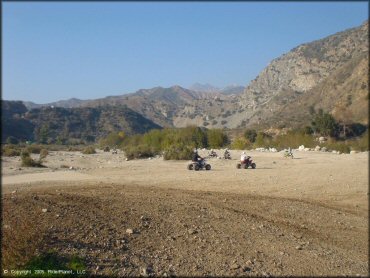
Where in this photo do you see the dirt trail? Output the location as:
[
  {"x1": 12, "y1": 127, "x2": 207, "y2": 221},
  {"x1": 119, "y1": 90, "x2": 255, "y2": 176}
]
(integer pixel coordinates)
[{"x1": 1, "y1": 150, "x2": 368, "y2": 276}]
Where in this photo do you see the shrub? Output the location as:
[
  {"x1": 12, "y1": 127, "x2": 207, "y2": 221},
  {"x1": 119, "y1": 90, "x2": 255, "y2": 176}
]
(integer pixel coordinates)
[
  {"x1": 99, "y1": 131, "x2": 126, "y2": 148},
  {"x1": 269, "y1": 132, "x2": 315, "y2": 150},
  {"x1": 207, "y1": 129, "x2": 228, "y2": 148},
  {"x1": 311, "y1": 111, "x2": 339, "y2": 137},
  {"x1": 20, "y1": 151, "x2": 44, "y2": 167},
  {"x1": 322, "y1": 140, "x2": 351, "y2": 153},
  {"x1": 349, "y1": 130, "x2": 369, "y2": 151},
  {"x1": 163, "y1": 145, "x2": 193, "y2": 160},
  {"x1": 2, "y1": 146, "x2": 21, "y2": 157},
  {"x1": 39, "y1": 149, "x2": 49, "y2": 160},
  {"x1": 82, "y1": 146, "x2": 96, "y2": 154},
  {"x1": 123, "y1": 144, "x2": 157, "y2": 160},
  {"x1": 231, "y1": 137, "x2": 252, "y2": 150},
  {"x1": 244, "y1": 129, "x2": 257, "y2": 143},
  {"x1": 26, "y1": 145, "x2": 42, "y2": 154}
]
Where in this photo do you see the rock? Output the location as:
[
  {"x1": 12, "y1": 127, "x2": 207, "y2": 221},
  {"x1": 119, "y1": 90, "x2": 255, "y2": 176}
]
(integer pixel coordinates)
[
  {"x1": 188, "y1": 229, "x2": 197, "y2": 235},
  {"x1": 230, "y1": 263, "x2": 240, "y2": 270},
  {"x1": 295, "y1": 245, "x2": 303, "y2": 250},
  {"x1": 243, "y1": 266, "x2": 252, "y2": 272},
  {"x1": 321, "y1": 147, "x2": 327, "y2": 152},
  {"x1": 315, "y1": 146, "x2": 321, "y2": 151},
  {"x1": 42, "y1": 208, "x2": 48, "y2": 213},
  {"x1": 126, "y1": 228, "x2": 134, "y2": 235},
  {"x1": 298, "y1": 145, "x2": 305, "y2": 151},
  {"x1": 304, "y1": 148, "x2": 310, "y2": 151},
  {"x1": 245, "y1": 260, "x2": 253, "y2": 266},
  {"x1": 11, "y1": 190, "x2": 17, "y2": 194},
  {"x1": 350, "y1": 150, "x2": 358, "y2": 154},
  {"x1": 56, "y1": 214, "x2": 60, "y2": 218}
]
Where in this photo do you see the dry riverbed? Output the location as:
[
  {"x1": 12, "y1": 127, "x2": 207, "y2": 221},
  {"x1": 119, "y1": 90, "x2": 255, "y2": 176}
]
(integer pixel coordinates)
[{"x1": 2, "y1": 149, "x2": 368, "y2": 276}]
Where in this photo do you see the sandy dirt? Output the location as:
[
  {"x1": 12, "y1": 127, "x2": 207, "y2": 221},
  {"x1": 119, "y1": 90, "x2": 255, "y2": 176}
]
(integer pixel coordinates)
[{"x1": 1, "y1": 149, "x2": 368, "y2": 276}]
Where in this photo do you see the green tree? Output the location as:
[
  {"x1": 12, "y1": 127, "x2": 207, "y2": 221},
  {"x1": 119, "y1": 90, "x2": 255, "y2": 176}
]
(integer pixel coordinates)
[
  {"x1": 311, "y1": 111, "x2": 338, "y2": 137},
  {"x1": 6, "y1": 136, "x2": 19, "y2": 145},
  {"x1": 231, "y1": 137, "x2": 251, "y2": 150},
  {"x1": 244, "y1": 129, "x2": 257, "y2": 143},
  {"x1": 254, "y1": 132, "x2": 266, "y2": 148},
  {"x1": 207, "y1": 129, "x2": 228, "y2": 148},
  {"x1": 38, "y1": 125, "x2": 49, "y2": 144}
]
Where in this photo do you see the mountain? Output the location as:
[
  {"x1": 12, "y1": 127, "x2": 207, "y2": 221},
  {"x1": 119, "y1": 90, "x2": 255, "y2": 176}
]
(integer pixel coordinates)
[
  {"x1": 189, "y1": 83, "x2": 245, "y2": 95},
  {"x1": 10, "y1": 21, "x2": 369, "y2": 134},
  {"x1": 79, "y1": 86, "x2": 207, "y2": 127},
  {"x1": 172, "y1": 21, "x2": 368, "y2": 129},
  {"x1": 234, "y1": 20, "x2": 369, "y2": 128},
  {"x1": 220, "y1": 85, "x2": 245, "y2": 95},
  {"x1": 23, "y1": 98, "x2": 88, "y2": 110},
  {"x1": 2, "y1": 101, "x2": 35, "y2": 142},
  {"x1": 189, "y1": 83, "x2": 220, "y2": 93},
  {"x1": 2, "y1": 101, "x2": 161, "y2": 143}
]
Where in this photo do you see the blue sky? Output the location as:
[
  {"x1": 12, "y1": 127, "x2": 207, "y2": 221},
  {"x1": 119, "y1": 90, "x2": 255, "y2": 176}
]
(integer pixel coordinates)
[{"x1": 3, "y1": 2, "x2": 368, "y2": 103}]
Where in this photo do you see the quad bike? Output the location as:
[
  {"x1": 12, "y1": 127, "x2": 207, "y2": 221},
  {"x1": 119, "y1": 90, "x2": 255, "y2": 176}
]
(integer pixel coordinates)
[
  {"x1": 208, "y1": 150, "x2": 218, "y2": 158},
  {"x1": 284, "y1": 150, "x2": 294, "y2": 159},
  {"x1": 236, "y1": 156, "x2": 256, "y2": 169},
  {"x1": 224, "y1": 151, "x2": 231, "y2": 160},
  {"x1": 187, "y1": 159, "x2": 211, "y2": 171}
]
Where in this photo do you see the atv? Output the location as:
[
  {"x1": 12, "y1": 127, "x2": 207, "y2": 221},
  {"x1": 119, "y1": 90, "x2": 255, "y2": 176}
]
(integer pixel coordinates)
[
  {"x1": 236, "y1": 156, "x2": 256, "y2": 169},
  {"x1": 224, "y1": 150, "x2": 231, "y2": 160},
  {"x1": 208, "y1": 150, "x2": 218, "y2": 158},
  {"x1": 284, "y1": 150, "x2": 294, "y2": 159},
  {"x1": 187, "y1": 159, "x2": 211, "y2": 171}
]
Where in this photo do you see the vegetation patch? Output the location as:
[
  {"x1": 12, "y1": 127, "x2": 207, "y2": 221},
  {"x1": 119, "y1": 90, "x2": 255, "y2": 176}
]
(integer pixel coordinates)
[
  {"x1": 81, "y1": 146, "x2": 96, "y2": 154},
  {"x1": 20, "y1": 151, "x2": 46, "y2": 167}
]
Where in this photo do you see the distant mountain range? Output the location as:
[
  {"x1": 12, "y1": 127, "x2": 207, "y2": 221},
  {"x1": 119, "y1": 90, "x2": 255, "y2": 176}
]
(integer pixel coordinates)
[
  {"x1": 189, "y1": 83, "x2": 245, "y2": 95},
  {"x1": 3, "y1": 21, "x2": 368, "y2": 143}
]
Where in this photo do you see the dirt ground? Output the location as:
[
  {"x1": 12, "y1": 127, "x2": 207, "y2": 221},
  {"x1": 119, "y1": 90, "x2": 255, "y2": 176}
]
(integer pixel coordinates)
[{"x1": 1, "y1": 149, "x2": 369, "y2": 276}]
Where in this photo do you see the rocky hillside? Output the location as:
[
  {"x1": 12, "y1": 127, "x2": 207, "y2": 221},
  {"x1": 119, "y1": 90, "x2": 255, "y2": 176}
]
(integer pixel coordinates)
[
  {"x1": 2, "y1": 101, "x2": 161, "y2": 143},
  {"x1": 17, "y1": 21, "x2": 369, "y2": 132},
  {"x1": 177, "y1": 21, "x2": 368, "y2": 129},
  {"x1": 236, "y1": 20, "x2": 369, "y2": 128}
]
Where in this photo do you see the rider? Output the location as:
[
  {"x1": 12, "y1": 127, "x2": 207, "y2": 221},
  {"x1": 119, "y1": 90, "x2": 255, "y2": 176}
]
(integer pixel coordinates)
[
  {"x1": 224, "y1": 148, "x2": 230, "y2": 158},
  {"x1": 192, "y1": 149, "x2": 204, "y2": 166},
  {"x1": 240, "y1": 151, "x2": 248, "y2": 163}
]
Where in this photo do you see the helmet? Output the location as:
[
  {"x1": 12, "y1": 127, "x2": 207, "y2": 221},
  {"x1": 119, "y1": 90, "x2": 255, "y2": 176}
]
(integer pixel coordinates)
[{"x1": 193, "y1": 149, "x2": 198, "y2": 153}]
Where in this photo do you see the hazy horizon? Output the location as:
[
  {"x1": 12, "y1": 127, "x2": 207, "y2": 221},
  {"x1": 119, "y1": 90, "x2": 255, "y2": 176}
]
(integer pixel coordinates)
[{"x1": 3, "y1": 2, "x2": 368, "y2": 103}]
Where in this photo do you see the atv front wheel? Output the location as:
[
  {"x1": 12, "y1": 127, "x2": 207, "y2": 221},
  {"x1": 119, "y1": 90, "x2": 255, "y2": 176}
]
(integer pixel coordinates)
[
  {"x1": 187, "y1": 164, "x2": 194, "y2": 170},
  {"x1": 251, "y1": 163, "x2": 256, "y2": 169},
  {"x1": 205, "y1": 164, "x2": 211, "y2": 170}
]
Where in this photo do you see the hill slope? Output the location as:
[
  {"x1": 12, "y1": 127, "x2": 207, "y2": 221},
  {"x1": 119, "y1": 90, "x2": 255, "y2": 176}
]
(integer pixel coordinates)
[{"x1": 2, "y1": 101, "x2": 161, "y2": 143}]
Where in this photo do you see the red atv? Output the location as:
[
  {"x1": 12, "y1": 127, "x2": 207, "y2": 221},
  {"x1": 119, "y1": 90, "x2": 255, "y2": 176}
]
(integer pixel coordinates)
[{"x1": 236, "y1": 156, "x2": 256, "y2": 169}]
